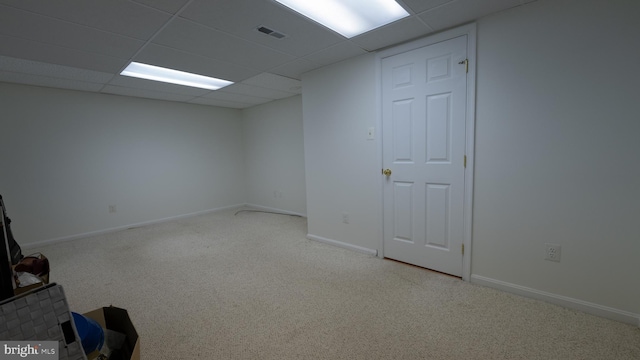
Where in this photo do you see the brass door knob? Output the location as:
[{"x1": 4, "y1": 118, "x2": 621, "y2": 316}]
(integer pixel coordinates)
[{"x1": 383, "y1": 169, "x2": 392, "y2": 176}]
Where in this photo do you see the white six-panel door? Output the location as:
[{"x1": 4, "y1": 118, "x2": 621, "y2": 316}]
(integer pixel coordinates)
[{"x1": 382, "y1": 35, "x2": 468, "y2": 277}]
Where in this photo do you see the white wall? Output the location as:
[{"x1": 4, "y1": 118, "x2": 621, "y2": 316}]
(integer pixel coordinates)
[
  {"x1": 302, "y1": 0, "x2": 639, "y2": 320},
  {"x1": 242, "y1": 95, "x2": 306, "y2": 216},
  {"x1": 0, "y1": 83, "x2": 245, "y2": 245},
  {"x1": 302, "y1": 53, "x2": 381, "y2": 253},
  {"x1": 472, "y1": 0, "x2": 640, "y2": 317}
]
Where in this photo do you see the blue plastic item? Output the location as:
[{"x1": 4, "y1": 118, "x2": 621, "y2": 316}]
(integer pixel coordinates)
[{"x1": 72, "y1": 312, "x2": 105, "y2": 354}]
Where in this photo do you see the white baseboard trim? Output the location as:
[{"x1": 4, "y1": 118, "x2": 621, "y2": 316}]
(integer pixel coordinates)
[
  {"x1": 22, "y1": 204, "x2": 245, "y2": 250},
  {"x1": 306, "y1": 234, "x2": 378, "y2": 256},
  {"x1": 243, "y1": 204, "x2": 307, "y2": 218},
  {"x1": 471, "y1": 274, "x2": 640, "y2": 327}
]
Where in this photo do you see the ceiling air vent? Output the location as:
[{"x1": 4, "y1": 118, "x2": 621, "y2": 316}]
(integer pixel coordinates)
[{"x1": 256, "y1": 26, "x2": 287, "y2": 39}]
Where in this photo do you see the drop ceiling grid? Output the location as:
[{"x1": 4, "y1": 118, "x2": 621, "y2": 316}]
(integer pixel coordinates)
[
  {"x1": 0, "y1": 0, "x2": 539, "y2": 109},
  {"x1": 179, "y1": 0, "x2": 346, "y2": 58},
  {"x1": 150, "y1": 18, "x2": 297, "y2": 73},
  {"x1": 0, "y1": 5, "x2": 145, "y2": 60},
  {"x1": 131, "y1": 43, "x2": 262, "y2": 82},
  {"x1": 418, "y1": 0, "x2": 527, "y2": 30},
  {"x1": 132, "y1": 0, "x2": 193, "y2": 15},
  {"x1": 241, "y1": 73, "x2": 301, "y2": 93},
  {"x1": 0, "y1": 55, "x2": 114, "y2": 83},
  {"x1": 270, "y1": 58, "x2": 323, "y2": 79},
  {"x1": 0, "y1": 71, "x2": 106, "y2": 93},
  {"x1": 188, "y1": 96, "x2": 254, "y2": 109},
  {"x1": 200, "y1": 89, "x2": 273, "y2": 105},
  {"x1": 223, "y1": 83, "x2": 297, "y2": 100},
  {"x1": 101, "y1": 84, "x2": 198, "y2": 103},
  {"x1": 0, "y1": 0, "x2": 173, "y2": 40},
  {"x1": 398, "y1": 0, "x2": 457, "y2": 14},
  {"x1": 107, "y1": 75, "x2": 212, "y2": 97},
  {"x1": 350, "y1": 16, "x2": 434, "y2": 51},
  {"x1": 302, "y1": 41, "x2": 368, "y2": 67},
  {"x1": 0, "y1": 35, "x2": 130, "y2": 74}
]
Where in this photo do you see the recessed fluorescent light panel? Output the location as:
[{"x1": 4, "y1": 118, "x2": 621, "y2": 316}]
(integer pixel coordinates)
[
  {"x1": 274, "y1": 0, "x2": 409, "y2": 38},
  {"x1": 120, "y1": 62, "x2": 233, "y2": 90}
]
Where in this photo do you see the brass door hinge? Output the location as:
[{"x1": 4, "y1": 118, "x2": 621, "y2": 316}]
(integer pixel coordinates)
[
  {"x1": 464, "y1": 155, "x2": 467, "y2": 168},
  {"x1": 458, "y1": 59, "x2": 468, "y2": 73},
  {"x1": 462, "y1": 244, "x2": 465, "y2": 255}
]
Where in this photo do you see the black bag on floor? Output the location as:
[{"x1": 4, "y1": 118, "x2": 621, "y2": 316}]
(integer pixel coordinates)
[{"x1": 0, "y1": 195, "x2": 23, "y2": 265}]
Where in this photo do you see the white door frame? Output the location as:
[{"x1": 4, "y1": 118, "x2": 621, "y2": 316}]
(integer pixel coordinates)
[{"x1": 376, "y1": 23, "x2": 476, "y2": 281}]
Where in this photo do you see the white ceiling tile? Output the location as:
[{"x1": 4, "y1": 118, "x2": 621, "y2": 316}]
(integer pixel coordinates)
[
  {"x1": 222, "y1": 83, "x2": 296, "y2": 100},
  {"x1": 0, "y1": 71, "x2": 105, "y2": 92},
  {"x1": 351, "y1": 16, "x2": 433, "y2": 51},
  {"x1": 0, "y1": 55, "x2": 114, "y2": 83},
  {"x1": 107, "y1": 75, "x2": 211, "y2": 97},
  {"x1": 180, "y1": 0, "x2": 344, "y2": 57},
  {"x1": 398, "y1": 0, "x2": 456, "y2": 14},
  {"x1": 270, "y1": 58, "x2": 322, "y2": 80},
  {"x1": 0, "y1": 0, "x2": 536, "y2": 108},
  {"x1": 152, "y1": 18, "x2": 295, "y2": 72},
  {"x1": 0, "y1": 35, "x2": 129, "y2": 73},
  {"x1": 188, "y1": 97, "x2": 254, "y2": 109},
  {"x1": 202, "y1": 90, "x2": 272, "y2": 105},
  {"x1": 242, "y1": 73, "x2": 302, "y2": 94},
  {"x1": 101, "y1": 85, "x2": 195, "y2": 103},
  {"x1": 0, "y1": 6, "x2": 144, "y2": 59},
  {"x1": 419, "y1": 0, "x2": 523, "y2": 31},
  {"x1": 132, "y1": 0, "x2": 191, "y2": 14},
  {"x1": 0, "y1": 0, "x2": 171, "y2": 40},
  {"x1": 303, "y1": 41, "x2": 368, "y2": 67},
  {"x1": 134, "y1": 44, "x2": 260, "y2": 82}
]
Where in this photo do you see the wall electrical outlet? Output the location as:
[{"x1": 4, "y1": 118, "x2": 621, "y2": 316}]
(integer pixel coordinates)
[{"x1": 545, "y1": 243, "x2": 561, "y2": 262}]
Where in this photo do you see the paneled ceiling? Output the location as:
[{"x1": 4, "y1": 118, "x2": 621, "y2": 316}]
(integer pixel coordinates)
[{"x1": 0, "y1": 0, "x2": 535, "y2": 109}]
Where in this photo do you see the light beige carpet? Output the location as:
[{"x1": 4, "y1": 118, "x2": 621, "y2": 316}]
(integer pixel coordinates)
[{"x1": 34, "y1": 208, "x2": 639, "y2": 359}]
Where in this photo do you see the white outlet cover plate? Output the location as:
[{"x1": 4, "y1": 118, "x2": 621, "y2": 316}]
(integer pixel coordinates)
[{"x1": 545, "y1": 243, "x2": 561, "y2": 262}]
